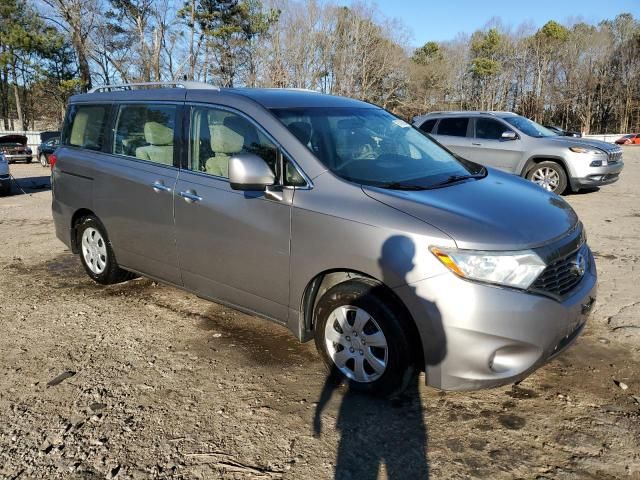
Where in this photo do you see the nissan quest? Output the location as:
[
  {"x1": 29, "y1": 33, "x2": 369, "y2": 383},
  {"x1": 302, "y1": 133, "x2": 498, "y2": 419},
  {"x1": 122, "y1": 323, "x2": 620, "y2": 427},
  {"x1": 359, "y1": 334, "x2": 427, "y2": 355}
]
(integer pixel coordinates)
[{"x1": 51, "y1": 83, "x2": 597, "y2": 395}]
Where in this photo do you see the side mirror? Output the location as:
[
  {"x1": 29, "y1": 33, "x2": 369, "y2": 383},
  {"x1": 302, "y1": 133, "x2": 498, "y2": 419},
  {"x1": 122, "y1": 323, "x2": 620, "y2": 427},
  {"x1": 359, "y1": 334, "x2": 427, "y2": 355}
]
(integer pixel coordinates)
[
  {"x1": 228, "y1": 153, "x2": 276, "y2": 191},
  {"x1": 501, "y1": 131, "x2": 517, "y2": 140}
]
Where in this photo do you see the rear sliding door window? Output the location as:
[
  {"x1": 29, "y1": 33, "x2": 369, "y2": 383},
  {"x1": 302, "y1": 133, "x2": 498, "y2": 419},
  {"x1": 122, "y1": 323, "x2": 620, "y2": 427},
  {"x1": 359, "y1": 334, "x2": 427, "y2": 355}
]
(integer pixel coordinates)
[
  {"x1": 113, "y1": 104, "x2": 177, "y2": 166},
  {"x1": 65, "y1": 105, "x2": 109, "y2": 151},
  {"x1": 437, "y1": 117, "x2": 469, "y2": 137}
]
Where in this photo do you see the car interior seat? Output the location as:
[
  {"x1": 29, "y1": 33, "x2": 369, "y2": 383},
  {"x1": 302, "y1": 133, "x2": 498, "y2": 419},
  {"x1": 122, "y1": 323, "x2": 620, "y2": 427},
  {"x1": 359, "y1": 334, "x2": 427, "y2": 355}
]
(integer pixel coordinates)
[
  {"x1": 135, "y1": 122, "x2": 174, "y2": 165},
  {"x1": 288, "y1": 121, "x2": 312, "y2": 146},
  {"x1": 205, "y1": 121, "x2": 245, "y2": 178}
]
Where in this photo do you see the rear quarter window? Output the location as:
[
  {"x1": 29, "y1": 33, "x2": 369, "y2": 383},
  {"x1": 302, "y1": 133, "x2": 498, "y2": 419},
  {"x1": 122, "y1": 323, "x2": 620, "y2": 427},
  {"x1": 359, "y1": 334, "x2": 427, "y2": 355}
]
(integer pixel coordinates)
[
  {"x1": 436, "y1": 117, "x2": 469, "y2": 137},
  {"x1": 419, "y1": 118, "x2": 437, "y2": 133},
  {"x1": 63, "y1": 104, "x2": 110, "y2": 151}
]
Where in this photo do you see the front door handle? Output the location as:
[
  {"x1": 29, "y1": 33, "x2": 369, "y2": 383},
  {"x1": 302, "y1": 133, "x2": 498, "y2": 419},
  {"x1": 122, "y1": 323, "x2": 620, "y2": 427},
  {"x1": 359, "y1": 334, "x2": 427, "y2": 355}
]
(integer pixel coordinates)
[
  {"x1": 472, "y1": 142, "x2": 482, "y2": 146},
  {"x1": 151, "y1": 181, "x2": 172, "y2": 193},
  {"x1": 179, "y1": 189, "x2": 202, "y2": 204}
]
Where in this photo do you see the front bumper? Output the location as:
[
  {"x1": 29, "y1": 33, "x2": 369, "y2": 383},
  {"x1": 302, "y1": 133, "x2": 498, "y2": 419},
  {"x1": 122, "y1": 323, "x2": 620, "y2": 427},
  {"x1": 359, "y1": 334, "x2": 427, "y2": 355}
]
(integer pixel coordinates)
[
  {"x1": 394, "y1": 249, "x2": 597, "y2": 391},
  {"x1": 570, "y1": 161, "x2": 623, "y2": 189},
  {"x1": 4, "y1": 154, "x2": 32, "y2": 162}
]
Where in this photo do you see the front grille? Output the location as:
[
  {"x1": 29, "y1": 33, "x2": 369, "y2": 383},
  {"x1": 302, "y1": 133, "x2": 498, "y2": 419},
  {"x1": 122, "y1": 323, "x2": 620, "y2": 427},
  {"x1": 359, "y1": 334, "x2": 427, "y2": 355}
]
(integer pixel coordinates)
[
  {"x1": 530, "y1": 245, "x2": 588, "y2": 298},
  {"x1": 608, "y1": 150, "x2": 622, "y2": 164}
]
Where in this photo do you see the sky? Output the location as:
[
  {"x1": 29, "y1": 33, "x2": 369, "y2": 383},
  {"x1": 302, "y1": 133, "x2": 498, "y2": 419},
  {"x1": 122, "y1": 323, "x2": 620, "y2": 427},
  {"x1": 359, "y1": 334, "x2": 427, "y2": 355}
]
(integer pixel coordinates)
[{"x1": 341, "y1": 0, "x2": 639, "y2": 47}]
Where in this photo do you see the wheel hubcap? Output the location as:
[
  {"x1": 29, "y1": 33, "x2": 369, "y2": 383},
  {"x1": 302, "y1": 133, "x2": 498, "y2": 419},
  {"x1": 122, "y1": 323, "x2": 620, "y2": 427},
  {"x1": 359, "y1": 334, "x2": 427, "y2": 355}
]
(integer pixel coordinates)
[
  {"x1": 81, "y1": 228, "x2": 107, "y2": 274},
  {"x1": 532, "y1": 167, "x2": 560, "y2": 191},
  {"x1": 324, "y1": 306, "x2": 388, "y2": 383}
]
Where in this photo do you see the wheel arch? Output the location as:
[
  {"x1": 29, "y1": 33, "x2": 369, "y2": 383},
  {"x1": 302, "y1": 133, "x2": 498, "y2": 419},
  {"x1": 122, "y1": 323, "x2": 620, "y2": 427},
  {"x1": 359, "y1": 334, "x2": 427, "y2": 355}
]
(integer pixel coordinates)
[
  {"x1": 295, "y1": 268, "x2": 425, "y2": 368},
  {"x1": 69, "y1": 208, "x2": 97, "y2": 253},
  {"x1": 521, "y1": 155, "x2": 572, "y2": 179}
]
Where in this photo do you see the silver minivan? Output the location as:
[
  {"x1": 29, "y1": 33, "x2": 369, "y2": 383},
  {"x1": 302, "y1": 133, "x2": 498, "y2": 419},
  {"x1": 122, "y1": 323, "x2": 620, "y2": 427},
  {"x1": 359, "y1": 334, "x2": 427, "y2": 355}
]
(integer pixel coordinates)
[
  {"x1": 52, "y1": 83, "x2": 597, "y2": 395},
  {"x1": 413, "y1": 111, "x2": 624, "y2": 194}
]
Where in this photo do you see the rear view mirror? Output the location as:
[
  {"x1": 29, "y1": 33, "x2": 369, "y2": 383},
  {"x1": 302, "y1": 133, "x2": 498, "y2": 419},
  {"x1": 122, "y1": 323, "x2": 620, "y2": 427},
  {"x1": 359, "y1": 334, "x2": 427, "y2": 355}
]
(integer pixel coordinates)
[
  {"x1": 501, "y1": 131, "x2": 517, "y2": 140},
  {"x1": 229, "y1": 153, "x2": 275, "y2": 191}
]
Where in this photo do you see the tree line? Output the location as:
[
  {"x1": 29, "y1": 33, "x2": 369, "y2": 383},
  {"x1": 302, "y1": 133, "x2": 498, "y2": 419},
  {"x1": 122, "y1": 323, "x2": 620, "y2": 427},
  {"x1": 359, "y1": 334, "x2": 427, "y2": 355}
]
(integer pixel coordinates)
[{"x1": 1, "y1": 0, "x2": 639, "y2": 134}]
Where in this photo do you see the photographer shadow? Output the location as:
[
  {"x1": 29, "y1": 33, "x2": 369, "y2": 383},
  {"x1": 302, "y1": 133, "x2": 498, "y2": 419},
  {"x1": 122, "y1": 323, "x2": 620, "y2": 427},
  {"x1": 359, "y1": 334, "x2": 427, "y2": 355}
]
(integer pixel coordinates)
[{"x1": 313, "y1": 235, "x2": 446, "y2": 479}]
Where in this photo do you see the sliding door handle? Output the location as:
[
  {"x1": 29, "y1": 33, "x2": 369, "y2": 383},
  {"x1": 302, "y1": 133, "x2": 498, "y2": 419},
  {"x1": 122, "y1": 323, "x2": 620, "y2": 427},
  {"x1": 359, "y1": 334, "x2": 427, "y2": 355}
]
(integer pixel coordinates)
[
  {"x1": 179, "y1": 190, "x2": 202, "y2": 204},
  {"x1": 151, "y1": 181, "x2": 172, "y2": 193}
]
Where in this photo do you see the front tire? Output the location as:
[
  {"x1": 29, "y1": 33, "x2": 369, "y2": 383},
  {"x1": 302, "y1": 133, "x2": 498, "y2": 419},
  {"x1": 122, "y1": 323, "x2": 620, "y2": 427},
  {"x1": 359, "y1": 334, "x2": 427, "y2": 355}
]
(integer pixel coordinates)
[
  {"x1": 314, "y1": 279, "x2": 416, "y2": 397},
  {"x1": 527, "y1": 161, "x2": 567, "y2": 194},
  {"x1": 76, "y1": 216, "x2": 134, "y2": 285},
  {"x1": 39, "y1": 154, "x2": 48, "y2": 167}
]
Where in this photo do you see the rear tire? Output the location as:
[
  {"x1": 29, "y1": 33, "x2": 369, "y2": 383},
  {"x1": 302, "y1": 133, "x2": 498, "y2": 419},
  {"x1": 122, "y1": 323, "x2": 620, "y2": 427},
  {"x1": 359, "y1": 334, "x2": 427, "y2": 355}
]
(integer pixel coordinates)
[
  {"x1": 314, "y1": 279, "x2": 416, "y2": 397},
  {"x1": 39, "y1": 154, "x2": 48, "y2": 167},
  {"x1": 527, "y1": 161, "x2": 567, "y2": 194},
  {"x1": 76, "y1": 216, "x2": 135, "y2": 285},
  {"x1": 26, "y1": 157, "x2": 32, "y2": 164}
]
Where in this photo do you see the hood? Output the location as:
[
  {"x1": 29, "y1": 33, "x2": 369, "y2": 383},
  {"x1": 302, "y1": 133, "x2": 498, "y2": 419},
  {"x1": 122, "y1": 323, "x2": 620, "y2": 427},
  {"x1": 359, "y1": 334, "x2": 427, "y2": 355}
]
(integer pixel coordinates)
[
  {"x1": 544, "y1": 135, "x2": 621, "y2": 153},
  {"x1": 0, "y1": 134, "x2": 27, "y2": 145},
  {"x1": 362, "y1": 169, "x2": 579, "y2": 251}
]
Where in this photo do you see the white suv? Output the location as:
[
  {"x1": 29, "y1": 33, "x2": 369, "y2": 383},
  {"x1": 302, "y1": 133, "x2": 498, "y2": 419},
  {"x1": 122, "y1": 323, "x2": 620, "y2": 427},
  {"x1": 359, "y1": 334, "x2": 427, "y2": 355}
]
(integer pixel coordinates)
[{"x1": 414, "y1": 111, "x2": 624, "y2": 194}]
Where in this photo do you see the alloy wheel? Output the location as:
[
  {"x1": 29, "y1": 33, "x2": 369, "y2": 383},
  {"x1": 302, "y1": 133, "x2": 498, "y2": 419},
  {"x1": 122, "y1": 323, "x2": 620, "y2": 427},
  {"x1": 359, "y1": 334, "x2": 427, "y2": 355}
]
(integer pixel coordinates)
[
  {"x1": 81, "y1": 227, "x2": 108, "y2": 274},
  {"x1": 532, "y1": 166, "x2": 560, "y2": 191},
  {"x1": 324, "y1": 305, "x2": 388, "y2": 383}
]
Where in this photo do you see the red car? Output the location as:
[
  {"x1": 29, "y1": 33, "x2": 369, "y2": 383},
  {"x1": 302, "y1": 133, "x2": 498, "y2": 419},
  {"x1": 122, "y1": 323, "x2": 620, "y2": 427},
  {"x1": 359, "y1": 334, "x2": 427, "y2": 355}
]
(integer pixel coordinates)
[{"x1": 615, "y1": 133, "x2": 640, "y2": 145}]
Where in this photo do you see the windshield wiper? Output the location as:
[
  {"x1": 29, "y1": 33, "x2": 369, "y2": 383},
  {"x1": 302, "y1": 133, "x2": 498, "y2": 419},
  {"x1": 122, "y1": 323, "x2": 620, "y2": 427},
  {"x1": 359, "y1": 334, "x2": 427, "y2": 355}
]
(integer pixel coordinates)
[
  {"x1": 431, "y1": 172, "x2": 486, "y2": 188},
  {"x1": 377, "y1": 182, "x2": 428, "y2": 191}
]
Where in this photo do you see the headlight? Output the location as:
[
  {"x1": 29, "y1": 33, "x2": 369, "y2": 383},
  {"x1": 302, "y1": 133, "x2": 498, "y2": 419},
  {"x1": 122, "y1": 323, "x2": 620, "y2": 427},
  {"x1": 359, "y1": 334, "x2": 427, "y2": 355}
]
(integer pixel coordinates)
[
  {"x1": 431, "y1": 247, "x2": 546, "y2": 289},
  {"x1": 569, "y1": 146, "x2": 604, "y2": 155}
]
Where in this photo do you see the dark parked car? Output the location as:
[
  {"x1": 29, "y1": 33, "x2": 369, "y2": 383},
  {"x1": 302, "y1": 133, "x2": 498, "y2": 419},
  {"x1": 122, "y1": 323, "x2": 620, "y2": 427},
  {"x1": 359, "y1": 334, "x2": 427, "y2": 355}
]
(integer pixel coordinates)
[
  {"x1": 544, "y1": 125, "x2": 582, "y2": 138},
  {"x1": 37, "y1": 136, "x2": 60, "y2": 167},
  {"x1": 0, "y1": 134, "x2": 32, "y2": 163}
]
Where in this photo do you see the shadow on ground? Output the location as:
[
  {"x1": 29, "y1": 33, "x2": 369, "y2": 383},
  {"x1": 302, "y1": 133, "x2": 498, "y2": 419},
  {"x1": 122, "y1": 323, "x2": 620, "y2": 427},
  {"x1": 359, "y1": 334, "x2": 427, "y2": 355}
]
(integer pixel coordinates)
[{"x1": 9, "y1": 174, "x2": 51, "y2": 195}]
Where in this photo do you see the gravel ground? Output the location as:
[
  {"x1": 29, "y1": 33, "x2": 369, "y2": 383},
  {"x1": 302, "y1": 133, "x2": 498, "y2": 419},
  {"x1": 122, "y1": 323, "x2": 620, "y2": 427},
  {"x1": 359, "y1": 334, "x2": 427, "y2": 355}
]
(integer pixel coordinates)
[{"x1": 1, "y1": 150, "x2": 639, "y2": 480}]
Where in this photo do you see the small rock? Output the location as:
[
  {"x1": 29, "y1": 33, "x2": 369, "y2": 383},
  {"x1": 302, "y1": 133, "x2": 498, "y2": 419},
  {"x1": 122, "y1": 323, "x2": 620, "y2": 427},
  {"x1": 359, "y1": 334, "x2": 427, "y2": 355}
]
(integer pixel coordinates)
[
  {"x1": 47, "y1": 370, "x2": 76, "y2": 387},
  {"x1": 212, "y1": 333, "x2": 222, "y2": 338},
  {"x1": 613, "y1": 379, "x2": 629, "y2": 390},
  {"x1": 90, "y1": 402, "x2": 107, "y2": 412}
]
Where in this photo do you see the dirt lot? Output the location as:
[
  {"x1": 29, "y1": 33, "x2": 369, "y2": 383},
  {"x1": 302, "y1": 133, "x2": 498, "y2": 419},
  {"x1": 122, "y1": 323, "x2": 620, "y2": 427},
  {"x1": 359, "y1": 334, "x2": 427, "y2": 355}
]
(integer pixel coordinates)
[{"x1": 1, "y1": 151, "x2": 639, "y2": 480}]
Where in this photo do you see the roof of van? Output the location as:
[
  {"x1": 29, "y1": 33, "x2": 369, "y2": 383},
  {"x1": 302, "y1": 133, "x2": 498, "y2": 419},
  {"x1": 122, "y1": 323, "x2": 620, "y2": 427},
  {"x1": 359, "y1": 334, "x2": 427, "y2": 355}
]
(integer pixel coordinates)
[
  {"x1": 70, "y1": 87, "x2": 373, "y2": 110},
  {"x1": 416, "y1": 111, "x2": 519, "y2": 119}
]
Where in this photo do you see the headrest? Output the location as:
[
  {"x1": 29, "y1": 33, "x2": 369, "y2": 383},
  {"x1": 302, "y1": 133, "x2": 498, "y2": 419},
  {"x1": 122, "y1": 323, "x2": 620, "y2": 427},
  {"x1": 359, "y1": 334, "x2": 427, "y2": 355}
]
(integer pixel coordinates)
[
  {"x1": 223, "y1": 116, "x2": 247, "y2": 133},
  {"x1": 210, "y1": 124, "x2": 244, "y2": 154},
  {"x1": 289, "y1": 121, "x2": 312, "y2": 145},
  {"x1": 144, "y1": 122, "x2": 173, "y2": 146}
]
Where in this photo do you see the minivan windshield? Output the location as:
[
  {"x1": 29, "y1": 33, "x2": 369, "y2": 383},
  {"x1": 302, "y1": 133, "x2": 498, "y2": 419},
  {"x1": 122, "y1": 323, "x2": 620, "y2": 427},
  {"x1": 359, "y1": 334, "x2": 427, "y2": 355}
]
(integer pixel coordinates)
[
  {"x1": 503, "y1": 116, "x2": 556, "y2": 138},
  {"x1": 272, "y1": 107, "x2": 484, "y2": 189}
]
